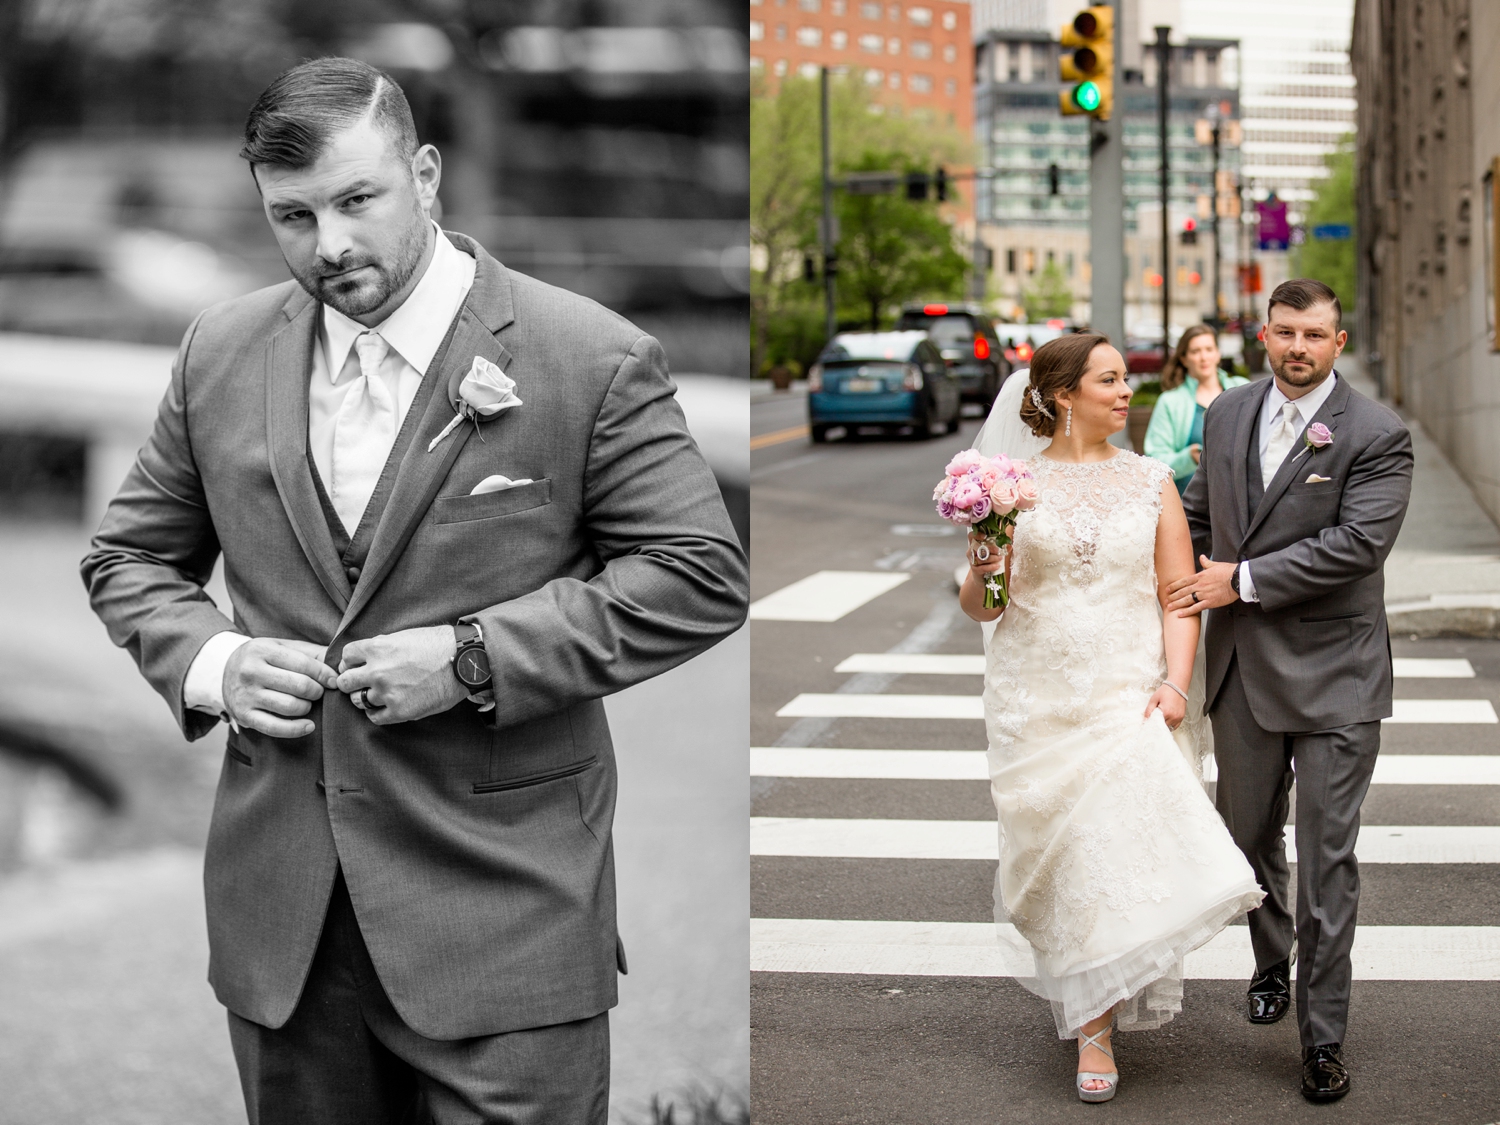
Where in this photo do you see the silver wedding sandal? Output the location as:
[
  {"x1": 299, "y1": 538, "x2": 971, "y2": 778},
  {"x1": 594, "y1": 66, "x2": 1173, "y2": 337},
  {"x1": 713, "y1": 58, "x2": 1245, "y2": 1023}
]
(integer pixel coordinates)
[{"x1": 1075, "y1": 1022, "x2": 1119, "y2": 1104}]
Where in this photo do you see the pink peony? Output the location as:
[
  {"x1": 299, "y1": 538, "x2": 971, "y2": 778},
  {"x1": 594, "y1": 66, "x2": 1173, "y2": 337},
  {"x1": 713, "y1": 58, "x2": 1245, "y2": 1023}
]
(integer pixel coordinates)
[
  {"x1": 945, "y1": 449, "x2": 984, "y2": 477},
  {"x1": 989, "y1": 478, "x2": 1018, "y2": 513},
  {"x1": 953, "y1": 479, "x2": 983, "y2": 509},
  {"x1": 1015, "y1": 477, "x2": 1040, "y2": 510}
]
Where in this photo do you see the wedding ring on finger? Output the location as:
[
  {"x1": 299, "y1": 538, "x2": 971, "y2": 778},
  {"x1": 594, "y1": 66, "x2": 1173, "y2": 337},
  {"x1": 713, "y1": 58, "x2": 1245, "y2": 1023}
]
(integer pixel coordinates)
[
  {"x1": 353, "y1": 688, "x2": 369, "y2": 709},
  {"x1": 1191, "y1": 591, "x2": 1200, "y2": 603}
]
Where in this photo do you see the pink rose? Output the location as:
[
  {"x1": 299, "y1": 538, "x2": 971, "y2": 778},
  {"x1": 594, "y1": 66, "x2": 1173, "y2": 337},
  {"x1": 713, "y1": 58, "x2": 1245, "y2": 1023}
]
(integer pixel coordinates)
[
  {"x1": 1305, "y1": 422, "x2": 1333, "y2": 449},
  {"x1": 936, "y1": 498, "x2": 958, "y2": 521},
  {"x1": 1015, "y1": 477, "x2": 1040, "y2": 510},
  {"x1": 989, "y1": 478, "x2": 1018, "y2": 514},
  {"x1": 971, "y1": 494, "x2": 992, "y2": 521},
  {"x1": 978, "y1": 467, "x2": 1000, "y2": 491}
]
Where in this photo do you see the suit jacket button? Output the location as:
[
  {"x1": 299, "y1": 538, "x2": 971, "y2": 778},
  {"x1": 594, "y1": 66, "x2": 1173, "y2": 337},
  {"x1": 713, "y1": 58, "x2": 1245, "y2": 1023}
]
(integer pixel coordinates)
[{"x1": 346, "y1": 565, "x2": 361, "y2": 583}]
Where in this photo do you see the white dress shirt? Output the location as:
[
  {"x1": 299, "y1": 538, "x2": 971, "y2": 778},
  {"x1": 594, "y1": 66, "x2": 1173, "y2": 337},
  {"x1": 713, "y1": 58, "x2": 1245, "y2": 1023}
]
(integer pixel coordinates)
[
  {"x1": 1238, "y1": 372, "x2": 1338, "y2": 603},
  {"x1": 183, "y1": 224, "x2": 477, "y2": 720}
]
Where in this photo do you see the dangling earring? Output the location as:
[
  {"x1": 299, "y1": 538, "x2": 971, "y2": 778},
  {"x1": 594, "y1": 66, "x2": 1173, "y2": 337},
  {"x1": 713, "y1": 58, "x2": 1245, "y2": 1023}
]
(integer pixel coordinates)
[{"x1": 1065, "y1": 406, "x2": 1072, "y2": 437}]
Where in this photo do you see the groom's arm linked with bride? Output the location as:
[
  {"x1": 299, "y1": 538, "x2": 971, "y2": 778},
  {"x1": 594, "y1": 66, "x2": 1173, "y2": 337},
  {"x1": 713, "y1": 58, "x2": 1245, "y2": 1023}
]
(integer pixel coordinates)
[{"x1": 1166, "y1": 278, "x2": 1413, "y2": 1102}]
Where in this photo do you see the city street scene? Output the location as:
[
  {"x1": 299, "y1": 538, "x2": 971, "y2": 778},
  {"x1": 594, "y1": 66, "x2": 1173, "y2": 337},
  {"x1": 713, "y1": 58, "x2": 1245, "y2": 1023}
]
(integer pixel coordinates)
[
  {"x1": 752, "y1": 0, "x2": 1500, "y2": 1120},
  {"x1": 0, "y1": 2, "x2": 748, "y2": 1122}
]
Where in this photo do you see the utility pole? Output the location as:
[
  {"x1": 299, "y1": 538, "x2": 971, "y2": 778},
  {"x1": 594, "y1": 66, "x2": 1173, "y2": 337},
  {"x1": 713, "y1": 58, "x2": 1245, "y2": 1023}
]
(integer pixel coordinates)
[
  {"x1": 820, "y1": 67, "x2": 836, "y2": 342},
  {"x1": 1154, "y1": 25, "x2": 1171, "y2": 363},
  {"x1": 971, "y1": 78, "x2": 992, "y2": 301},
  {"x1": 1209, "y1": 110, "x2": 1222, "y2": 326},
  {"x1": 1089, "y1": 0, "x2": 1125, "y2": 352}
]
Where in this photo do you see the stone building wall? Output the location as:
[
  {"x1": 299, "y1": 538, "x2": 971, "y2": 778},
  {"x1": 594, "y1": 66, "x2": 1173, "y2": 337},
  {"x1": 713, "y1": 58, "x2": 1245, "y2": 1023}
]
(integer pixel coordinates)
[{"x1": 1354, "y1": 0, "x2": 1500, "y2": 524}]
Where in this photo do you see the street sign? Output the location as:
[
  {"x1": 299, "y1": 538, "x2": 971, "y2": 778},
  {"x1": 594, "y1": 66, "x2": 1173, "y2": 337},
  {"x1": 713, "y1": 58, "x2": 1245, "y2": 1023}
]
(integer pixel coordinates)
[
  {"x1": 1313, "y1": 223, "x2": 1353, "y2": 241},
  {"x1": 1257, "y1": 196, "x2": 1290, "y2": 251},
  {"x1": 843, "y1": 172, "x2": 900, "y2": 195}
]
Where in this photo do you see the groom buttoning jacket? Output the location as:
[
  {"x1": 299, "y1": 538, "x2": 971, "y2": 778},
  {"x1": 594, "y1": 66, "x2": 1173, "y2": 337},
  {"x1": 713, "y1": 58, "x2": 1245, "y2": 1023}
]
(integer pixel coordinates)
[{"x1": 1177, "y1": 278, "x2": 1411, "y2": 1103}]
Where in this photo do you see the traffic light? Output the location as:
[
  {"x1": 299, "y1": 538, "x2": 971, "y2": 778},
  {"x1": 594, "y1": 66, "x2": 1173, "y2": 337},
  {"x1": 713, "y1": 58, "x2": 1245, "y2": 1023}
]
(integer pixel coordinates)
[
  {"x1": 1058, "y1": 6, "x2": 1114, "y2": 120},
  {"x1": 905, "y1": 171, "x2": 930, "y2": 201},
  {"x1": 1048, "y1": 163, "x2": 1060, "y2": 195},
  {"x1": 1181, "y1": 218, "x2": 1198, "y2": 245},
  {"x1": 934, "y1": 166, "x2": 948, "y2": 202}
]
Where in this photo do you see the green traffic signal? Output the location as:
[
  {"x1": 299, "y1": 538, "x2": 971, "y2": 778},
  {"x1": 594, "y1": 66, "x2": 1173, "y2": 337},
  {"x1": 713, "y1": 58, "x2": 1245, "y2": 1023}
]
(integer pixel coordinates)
[{"x1": 1071, "y1": 81, "x2": 1102, "y2": 112}]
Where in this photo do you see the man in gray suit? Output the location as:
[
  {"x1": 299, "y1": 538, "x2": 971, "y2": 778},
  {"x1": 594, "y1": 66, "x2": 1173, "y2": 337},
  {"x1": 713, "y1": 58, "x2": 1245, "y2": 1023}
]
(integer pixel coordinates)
[
  {"x1": 1169, "y1": 279, "x2": 1412, "y2": 1103},
  {"x1": 81, "y1": 58, "x2": 747, "y2": 1123}
]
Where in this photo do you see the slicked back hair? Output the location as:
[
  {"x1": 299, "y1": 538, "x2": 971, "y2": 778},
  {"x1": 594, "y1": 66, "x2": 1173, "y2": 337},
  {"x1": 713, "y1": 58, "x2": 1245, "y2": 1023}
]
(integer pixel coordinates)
[
  {"x1": 1267, "y1": 277, "x2": 1342, "y2": 332},
  {"x1": 240, "y1": 57, "x2": 418, "y2": 178}
]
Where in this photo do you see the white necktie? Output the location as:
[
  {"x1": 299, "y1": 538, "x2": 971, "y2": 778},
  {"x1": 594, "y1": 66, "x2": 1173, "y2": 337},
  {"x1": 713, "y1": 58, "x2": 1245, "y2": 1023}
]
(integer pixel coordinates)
[
  {"x1": 329, "y1": 331, "x2": 395, "y2": 534},
  {"x1": 1262, "y1": 401, "x2": 1300, "y2": 490}
]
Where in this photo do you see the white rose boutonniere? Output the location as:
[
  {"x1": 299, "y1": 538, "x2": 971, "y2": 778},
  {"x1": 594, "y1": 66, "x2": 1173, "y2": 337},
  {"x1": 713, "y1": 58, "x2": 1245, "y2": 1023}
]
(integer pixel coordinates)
[{"x1": 428, "y1": 356, "x2": 522, "y2": 452}]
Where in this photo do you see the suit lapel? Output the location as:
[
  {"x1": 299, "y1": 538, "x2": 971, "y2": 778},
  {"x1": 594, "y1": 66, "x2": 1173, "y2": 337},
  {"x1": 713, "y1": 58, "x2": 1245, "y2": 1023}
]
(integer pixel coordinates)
[
  {"x1": 335, "y1": 237, "x2": 517, "y2": 635},
  {"x1": 1230, "y1": 379, "x2": 1271, "y2": 546},
  {"x1": 1242, "y1": 373, "x2": 1351, "y2": 545},
  {"x1": 265, "y1": 291, "x2": 352, "y2": 610}
]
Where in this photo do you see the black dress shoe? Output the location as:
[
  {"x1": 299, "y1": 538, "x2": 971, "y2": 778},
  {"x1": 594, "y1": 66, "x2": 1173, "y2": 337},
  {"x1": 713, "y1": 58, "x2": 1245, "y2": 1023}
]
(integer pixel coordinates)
[
  {"x1": 1246, "y1": 958, "x2": 1291, "y2": 1024},
  {"x1": 1302, "y1": 1043, "x2": 1350, "y2": 1102}
]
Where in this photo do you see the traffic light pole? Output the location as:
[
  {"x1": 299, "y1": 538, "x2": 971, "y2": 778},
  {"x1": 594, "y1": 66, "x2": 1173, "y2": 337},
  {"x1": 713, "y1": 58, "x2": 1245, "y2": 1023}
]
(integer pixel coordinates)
[
  {"x1": 1211, "y1": 120, "x2": 1222, "y2": 325},
  {"x1": 1088, "y1": 0, "x2": 1125, "y2": 354},
  {"x1": 1155, "y1": 26, "x2": 1172, "y2": 365},
  {"x1": 820, "y1": 67, "x2": 836, "y2": 343}
]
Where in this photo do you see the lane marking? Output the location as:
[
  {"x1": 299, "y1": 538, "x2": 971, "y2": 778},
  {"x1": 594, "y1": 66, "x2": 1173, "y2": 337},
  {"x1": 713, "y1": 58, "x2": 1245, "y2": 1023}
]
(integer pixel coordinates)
[
  {"x1": 750, "y1": 424, "x2": 810, "y2": 451},
  {"x1": 829, "y1": 654, "x2": 1479, "y2": 679},
  {"x1": 750, "y1": 918, "x2": 1500, "y2": 981},
  {"x1": 774, "y1": 693, "x2": 1498, "y2": 723},
  {"x1": 750, "y1": 572, "x2": 911, "y2": 623},
  {"x1": 750, "y1": 749, "x2": 1500, "y2": 786},
  {"x1": 751, "y1": 817, "x2": 1500, "y2": 864}
]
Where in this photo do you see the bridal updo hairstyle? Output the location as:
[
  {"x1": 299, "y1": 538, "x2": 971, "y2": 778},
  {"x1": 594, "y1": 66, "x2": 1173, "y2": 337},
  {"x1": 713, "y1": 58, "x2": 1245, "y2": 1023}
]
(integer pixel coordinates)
[{"x1": 1019, "y1": 332, "x2": 1111, "y2": 437}]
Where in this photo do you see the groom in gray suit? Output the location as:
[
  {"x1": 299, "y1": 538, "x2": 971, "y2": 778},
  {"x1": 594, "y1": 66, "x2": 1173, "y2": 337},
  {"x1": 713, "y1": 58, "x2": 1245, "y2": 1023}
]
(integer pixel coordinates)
[
  {"x1": 1171, "y1": 279, "x2": 1412, "y2": 1103},
  {"x1": 81, "y1": 58, "x2": 746, "y2": 1123}
]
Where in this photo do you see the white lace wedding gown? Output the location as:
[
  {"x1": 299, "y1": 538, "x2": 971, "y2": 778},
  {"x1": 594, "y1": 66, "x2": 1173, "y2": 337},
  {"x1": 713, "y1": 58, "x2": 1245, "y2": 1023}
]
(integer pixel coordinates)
[{"x1": 983, "y1": 449, "x2": 1264, "y2": 1038}]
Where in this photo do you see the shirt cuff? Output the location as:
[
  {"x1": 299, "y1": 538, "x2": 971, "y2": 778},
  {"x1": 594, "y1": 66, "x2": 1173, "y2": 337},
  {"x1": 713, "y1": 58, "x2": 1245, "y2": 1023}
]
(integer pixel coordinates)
[
  {"x1": 184, "y1": 631, "x2": 252, "y2": 725},
  {"x1": 1238, "y1": 560, "x2": 1259, "y2": 603}
]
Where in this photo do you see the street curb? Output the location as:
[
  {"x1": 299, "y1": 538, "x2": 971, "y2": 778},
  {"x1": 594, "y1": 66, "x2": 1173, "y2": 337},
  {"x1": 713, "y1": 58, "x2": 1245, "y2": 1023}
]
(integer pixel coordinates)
[{"x1": 1386, "y1": 594, "x2": 1500, "y2": 639}]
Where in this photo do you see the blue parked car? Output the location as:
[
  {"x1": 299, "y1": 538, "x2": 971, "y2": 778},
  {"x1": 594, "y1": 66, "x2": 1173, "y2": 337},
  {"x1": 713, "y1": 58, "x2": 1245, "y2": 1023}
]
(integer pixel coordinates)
[{"x1": 807, "y1": 331, "x2": 961, "y2": 443}]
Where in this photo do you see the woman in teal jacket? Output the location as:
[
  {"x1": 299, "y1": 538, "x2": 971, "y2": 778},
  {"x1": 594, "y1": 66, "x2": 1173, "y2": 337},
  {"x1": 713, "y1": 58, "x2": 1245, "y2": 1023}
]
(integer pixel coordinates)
[{"x1": 1142, "y1": 324, "x2": 1248, "y2": 493}]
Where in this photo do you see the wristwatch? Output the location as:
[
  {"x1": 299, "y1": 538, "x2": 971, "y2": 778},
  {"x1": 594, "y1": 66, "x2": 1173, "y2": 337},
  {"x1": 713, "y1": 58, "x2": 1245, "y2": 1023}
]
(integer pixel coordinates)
[
  {"x1": 452, "y1": 622, "x2": 492, "y2": 691},
  {"x1": 1229, "y1": 564, "x2": 1241, "y2": 596}
]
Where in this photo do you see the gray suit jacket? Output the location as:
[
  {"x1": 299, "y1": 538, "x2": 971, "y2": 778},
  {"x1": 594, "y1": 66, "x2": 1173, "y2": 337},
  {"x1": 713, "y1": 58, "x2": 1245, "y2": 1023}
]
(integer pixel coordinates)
[
  {"x1": 80, "y1": 232, "x2": 748, "y2": 1038},
  {"x1": 1181, "y1": 373, "x2": 1412, "y2": 732}
]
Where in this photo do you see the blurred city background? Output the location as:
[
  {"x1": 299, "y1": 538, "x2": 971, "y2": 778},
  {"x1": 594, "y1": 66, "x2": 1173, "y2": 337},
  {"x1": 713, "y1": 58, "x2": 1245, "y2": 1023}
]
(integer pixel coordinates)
[
  {"x1": 0, "y1": 1, "x2": 749, "y2": 1121},
  {"x1": 751, "y1": 0, "x2": 1500, "y2": 1117}
]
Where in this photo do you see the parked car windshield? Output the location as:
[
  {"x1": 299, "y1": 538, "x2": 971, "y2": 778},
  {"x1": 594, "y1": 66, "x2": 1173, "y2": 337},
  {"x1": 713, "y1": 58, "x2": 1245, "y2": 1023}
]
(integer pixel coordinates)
[{"x1": 819, "y1": 331, "x2": 926, "y2": 363}]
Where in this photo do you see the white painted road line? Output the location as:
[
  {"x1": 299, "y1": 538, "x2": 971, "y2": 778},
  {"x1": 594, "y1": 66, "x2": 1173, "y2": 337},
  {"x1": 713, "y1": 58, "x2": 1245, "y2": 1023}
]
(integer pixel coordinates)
[
  {"x1": 776, "y1": 693, "x2": 984, "y2": 720},
  {"x1": 751, "y1": 817, "x2": 1500, "y2": 864},
  {"x1": 750, "y1": 749, "x2": 1500, "y2": 786},
  {"x1": 1392, "y1": 657, "x2": 1477, "y2": 678},
  {"x1": 775, "y1": 693, "x2": 1498, "y2": 723},
  {"x1": 749, "y1": 571, "x2": 911, "y2": 623},
  {"x1": 828, "y1": 655, "x2": 1477, "y2": 678},
  {"x1": 750, "y1": 918, "x2": 1500, "y2": 981},
  {"x1": 1387, "y1": 699, "x2": 1498, "y2": 723}
]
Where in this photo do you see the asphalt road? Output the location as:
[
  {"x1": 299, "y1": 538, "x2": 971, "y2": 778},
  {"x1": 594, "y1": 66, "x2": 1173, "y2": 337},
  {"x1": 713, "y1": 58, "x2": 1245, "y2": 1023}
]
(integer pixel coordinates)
[{"x1": 749, "y1": 394, "x2": 1500, "y2": 1123}]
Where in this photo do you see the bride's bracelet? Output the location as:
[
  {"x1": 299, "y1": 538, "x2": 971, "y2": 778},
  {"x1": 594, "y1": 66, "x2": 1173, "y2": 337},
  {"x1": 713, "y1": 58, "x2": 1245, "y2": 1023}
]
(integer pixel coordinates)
[{"x1": 1160, "y1": 680, "x2": 1190, "y2": 703}]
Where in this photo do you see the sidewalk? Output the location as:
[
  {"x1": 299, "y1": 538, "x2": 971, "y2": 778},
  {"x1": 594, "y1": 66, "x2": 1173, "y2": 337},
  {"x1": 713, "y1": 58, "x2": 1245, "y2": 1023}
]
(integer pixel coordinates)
[{"x1": 1341, "y1": 357, "x2": 1500, "y2": 636}]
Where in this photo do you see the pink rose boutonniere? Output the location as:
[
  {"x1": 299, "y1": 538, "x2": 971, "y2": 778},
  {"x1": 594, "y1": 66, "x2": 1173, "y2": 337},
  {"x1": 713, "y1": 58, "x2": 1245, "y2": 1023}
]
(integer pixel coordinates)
[
  {"x1": 1303, "y1": 422, "x2": 1333, "y2": 454},
  {"x1": 428, "y1": 356, "x2": 523, "y2": 452}
]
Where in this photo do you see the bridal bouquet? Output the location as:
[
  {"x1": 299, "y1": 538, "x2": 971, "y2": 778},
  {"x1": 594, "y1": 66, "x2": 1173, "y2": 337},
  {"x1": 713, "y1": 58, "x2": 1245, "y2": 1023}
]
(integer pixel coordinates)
[{"x1": 933, "y1": 450, "x2": 1039, "y2": 609}]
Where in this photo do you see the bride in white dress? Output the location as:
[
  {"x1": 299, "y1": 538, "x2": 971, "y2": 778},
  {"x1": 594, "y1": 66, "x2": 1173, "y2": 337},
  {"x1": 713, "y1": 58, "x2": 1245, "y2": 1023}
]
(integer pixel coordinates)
[{"x1": 961, "y1": 333, "x2": 1263, "y2": 1102}]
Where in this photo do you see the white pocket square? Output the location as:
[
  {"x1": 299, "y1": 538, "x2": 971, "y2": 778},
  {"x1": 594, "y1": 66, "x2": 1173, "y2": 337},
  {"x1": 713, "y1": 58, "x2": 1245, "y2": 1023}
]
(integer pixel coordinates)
[
  {"x1": 470, "y1": 475, "x2": 534, "y2": 495},
  {"x1": 1304, "y1": 473, "x2": 1332, "y2": 484}
]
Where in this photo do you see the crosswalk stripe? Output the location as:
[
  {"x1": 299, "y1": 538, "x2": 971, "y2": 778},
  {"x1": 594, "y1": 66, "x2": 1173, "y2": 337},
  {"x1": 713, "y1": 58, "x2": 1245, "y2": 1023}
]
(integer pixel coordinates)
[
  {"x1": 775, "y1": 694, "x2": 1500, "y2": 723},
  {"x1": 751, "y1": 817, "x2": 1500, "y2": 864},
  {"x1": 830, "y1": 654, "x2": 1478, "y2": 679},
  {"x1": 750, "y1": 918, "x2": 1500, "y2": 981},
  {"x1": 750, "y1": 748, "x2": 1500, "y2": 786},
  {"x1": 749, "y1": 571, "x2": 911, "y2": 623}
]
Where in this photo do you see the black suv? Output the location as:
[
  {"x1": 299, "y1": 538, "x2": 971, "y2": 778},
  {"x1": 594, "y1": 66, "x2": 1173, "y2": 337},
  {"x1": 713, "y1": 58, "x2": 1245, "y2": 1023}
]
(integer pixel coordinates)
[{"x1": 896, "y1": 303, "x2": 1009, "y2": 408}]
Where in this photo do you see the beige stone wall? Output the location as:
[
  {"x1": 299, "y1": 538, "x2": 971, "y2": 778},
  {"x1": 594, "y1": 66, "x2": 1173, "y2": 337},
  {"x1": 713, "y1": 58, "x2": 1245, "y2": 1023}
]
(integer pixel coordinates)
[{"x1": 1354, "y1": 0, "x2": 1500, "y2": 523}]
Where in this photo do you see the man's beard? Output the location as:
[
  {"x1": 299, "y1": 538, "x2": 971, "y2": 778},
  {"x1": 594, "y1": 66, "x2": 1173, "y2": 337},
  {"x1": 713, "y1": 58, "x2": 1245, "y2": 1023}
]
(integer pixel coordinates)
[
  {"x1": 292, "y1": 212, "x2": 428, "y2": 320},
  {"x1": 1269, "y1": 348, "x2": 1334, "y2": 389}
]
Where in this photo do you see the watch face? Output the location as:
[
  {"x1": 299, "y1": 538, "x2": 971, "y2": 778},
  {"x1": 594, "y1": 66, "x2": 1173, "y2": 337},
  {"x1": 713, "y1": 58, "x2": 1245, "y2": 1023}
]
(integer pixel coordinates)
[{"x1": 457, "y1": 647, "x2": 490, "y2": 687}]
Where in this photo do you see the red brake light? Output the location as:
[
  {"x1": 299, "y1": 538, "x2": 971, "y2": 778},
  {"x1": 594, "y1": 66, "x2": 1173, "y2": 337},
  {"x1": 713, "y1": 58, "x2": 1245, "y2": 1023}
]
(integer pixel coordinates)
[
  {"x1": 974, "y1": 335, "x2": 990, "y2": 360},
  {"x1": 1046, "y1": 318, "x2": 1066, "y2": 330},
  {"x1": 923, "y1": 303, "x2": 948, "y2": 315},
  {"x1": 1016, "y1": 343, "x2": 1033, "y2": 361}
]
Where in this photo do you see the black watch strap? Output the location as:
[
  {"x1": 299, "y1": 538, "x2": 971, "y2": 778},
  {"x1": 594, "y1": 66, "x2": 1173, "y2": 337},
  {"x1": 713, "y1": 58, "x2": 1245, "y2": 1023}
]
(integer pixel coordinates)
[{"x1": 1230, "y1": 564, "x2": 1241, "y2": 594}]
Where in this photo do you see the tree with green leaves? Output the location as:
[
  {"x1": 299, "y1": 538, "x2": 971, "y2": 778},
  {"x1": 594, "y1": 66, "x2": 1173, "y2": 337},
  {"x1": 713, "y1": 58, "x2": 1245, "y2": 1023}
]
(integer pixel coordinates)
[
  {"x1": 750, "y1": 72, "x2": 972, "y2": 374},
  {"x1": 1293, "y1": 135, "x2": 1355, "y2": 316},
  {"x1": 1019, "y1": 258, "x2": 1074, "y2": 321}
]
